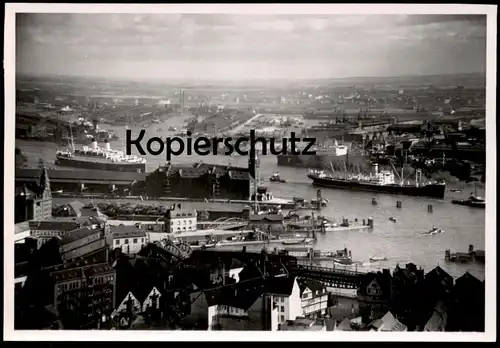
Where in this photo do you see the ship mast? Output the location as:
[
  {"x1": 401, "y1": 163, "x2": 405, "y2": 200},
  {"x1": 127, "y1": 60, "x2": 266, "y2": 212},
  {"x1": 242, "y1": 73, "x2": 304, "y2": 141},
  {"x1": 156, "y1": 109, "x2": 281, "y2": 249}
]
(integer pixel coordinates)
[
  {"x1": 69, "y1": 122, "x2": 75, "y2": 153},
  {"x1": 344, "y1": 150, "x2": 349, "y2": 181}
]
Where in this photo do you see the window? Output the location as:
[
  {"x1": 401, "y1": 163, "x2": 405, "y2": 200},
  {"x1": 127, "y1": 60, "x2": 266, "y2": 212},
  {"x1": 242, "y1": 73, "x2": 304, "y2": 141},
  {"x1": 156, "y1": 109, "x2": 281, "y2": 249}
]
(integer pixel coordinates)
[
  {"x1": 124, "y1": 239, "x2": 129, "y2": 244},
  {"x1": 141, "y1": 238, "x2": 144, "y2": 243},
  {"x1": 280, "y1": 315, "x2": 285, "y2": 322},
  {"x1": 188, "y1": 227, "x2": 192, "y2": 230},
  {"x1": 189, "y1": 220, "x2": 192, "y2": 225},
  {"x1": 133, "y1": 238, "x2": 138, "y2": 244},
  {"x1": 281, "y1": 306, "x2": 285, "y2": 312}
]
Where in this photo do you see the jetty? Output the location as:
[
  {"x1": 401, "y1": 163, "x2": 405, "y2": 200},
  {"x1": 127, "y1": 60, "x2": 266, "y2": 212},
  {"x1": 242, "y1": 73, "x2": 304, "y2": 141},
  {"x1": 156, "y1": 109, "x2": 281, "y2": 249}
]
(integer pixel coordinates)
[{"x1": 445, "y1": 245, "x2": 485, "y2": 263}]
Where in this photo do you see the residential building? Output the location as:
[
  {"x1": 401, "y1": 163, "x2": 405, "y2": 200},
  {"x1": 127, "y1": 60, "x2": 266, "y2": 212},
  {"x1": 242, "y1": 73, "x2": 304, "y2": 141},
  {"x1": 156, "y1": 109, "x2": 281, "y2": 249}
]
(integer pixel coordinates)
[
  {"x1": 260, "y1": 277, "x2": 301, "y2": 325},
  {"x1": 279, "y1": 317, "x2": 326, "y2": 331},
  {"x1": 447, "y1": 272, "x2": 485, "y2": 332},
  {"x1": 367, "y1": 311, "x2": 408, "y2": 332},
  {"x1": 15, "y1": 165, "x2": 52, "y2": 223},
  {"x1": 57, "y1": 226, "x2": 106, "y2": 262},
  {"x1": 356, "y1": 269, "x2": 392, "y2": 321},
  {"x1": 183, "y1": 278, "x2": 279, "y2": 331},
  {"x1": 110, "y1": 226, "x2": 146, "y2": 254},
  {"x1": 298, "y1": 278, "x2": 328, "y2": 317},
  {"x1": 163, "y1": 203, "x2": 197, "y2": 233},
  {"x1": 51, "y1": 262, "x2": 116, "y2": 329},
  {"x1": 390, "y1": 263, "x2": 425, "y2": 329}
]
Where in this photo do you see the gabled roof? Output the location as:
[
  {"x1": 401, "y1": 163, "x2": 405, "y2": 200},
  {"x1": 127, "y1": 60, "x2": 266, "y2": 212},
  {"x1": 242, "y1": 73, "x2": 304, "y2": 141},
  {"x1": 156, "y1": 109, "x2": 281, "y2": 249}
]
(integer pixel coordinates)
[
  {"x1": 377, "y1": 311, "x2": 407, "y2": 331},
  {"x1": 336, "y1": 318, "x2": 353, "y2": 331},
  {"x1": 68, "y1": 201, "x2": 85, "y2": 216},
  {"x1": 298, "y1": 278, "x2": 326, "y2": 295}
]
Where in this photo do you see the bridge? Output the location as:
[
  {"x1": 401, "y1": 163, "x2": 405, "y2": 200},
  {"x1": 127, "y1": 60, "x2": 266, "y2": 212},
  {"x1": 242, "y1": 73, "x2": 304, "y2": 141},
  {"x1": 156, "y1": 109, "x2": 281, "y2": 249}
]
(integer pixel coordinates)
[
  {"x1": 293, "y1": 265, "x2": 366, "y2": 289},
  {"x1": 198, "y1": 217, "x2": 248, "y2": 230}
]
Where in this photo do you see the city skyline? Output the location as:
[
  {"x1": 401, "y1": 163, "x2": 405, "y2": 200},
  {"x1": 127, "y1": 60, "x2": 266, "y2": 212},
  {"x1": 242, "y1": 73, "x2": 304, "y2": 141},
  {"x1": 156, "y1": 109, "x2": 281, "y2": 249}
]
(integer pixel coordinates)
[{"x1": 16, "y1": 14, "x2": 487, "y2": 81}]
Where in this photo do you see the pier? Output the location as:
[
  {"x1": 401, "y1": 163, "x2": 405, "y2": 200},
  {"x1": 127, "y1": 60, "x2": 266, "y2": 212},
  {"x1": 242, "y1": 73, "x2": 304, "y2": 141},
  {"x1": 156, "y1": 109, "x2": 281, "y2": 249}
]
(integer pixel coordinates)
[{"x1": 445, "y1": 245, "x2": 485, "y2": 263}]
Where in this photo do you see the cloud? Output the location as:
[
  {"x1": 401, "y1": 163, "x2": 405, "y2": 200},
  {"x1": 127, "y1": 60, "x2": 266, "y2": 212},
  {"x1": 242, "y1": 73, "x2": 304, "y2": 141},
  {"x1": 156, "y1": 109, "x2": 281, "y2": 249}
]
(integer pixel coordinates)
[
  {"x1": 400, "y1": 14, "x2": 487, "y2": 26},
  {"x1": 15, "y1": 13, "x2": 487, "y2": 79}
]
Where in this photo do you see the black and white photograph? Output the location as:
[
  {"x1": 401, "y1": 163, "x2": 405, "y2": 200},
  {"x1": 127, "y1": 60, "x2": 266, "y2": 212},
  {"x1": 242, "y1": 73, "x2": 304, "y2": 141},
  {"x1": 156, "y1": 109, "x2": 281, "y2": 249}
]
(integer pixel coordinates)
[{"x1": 4, "y1": 3, "x2": 496, "y2": 340}]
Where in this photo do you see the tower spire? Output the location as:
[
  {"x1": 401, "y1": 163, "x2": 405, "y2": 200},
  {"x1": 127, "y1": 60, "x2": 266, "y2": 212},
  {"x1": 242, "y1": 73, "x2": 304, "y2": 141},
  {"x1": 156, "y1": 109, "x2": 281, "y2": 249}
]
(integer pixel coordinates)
[{"x1": 37, "y1": 161, "x2": 51, "y2": 198}]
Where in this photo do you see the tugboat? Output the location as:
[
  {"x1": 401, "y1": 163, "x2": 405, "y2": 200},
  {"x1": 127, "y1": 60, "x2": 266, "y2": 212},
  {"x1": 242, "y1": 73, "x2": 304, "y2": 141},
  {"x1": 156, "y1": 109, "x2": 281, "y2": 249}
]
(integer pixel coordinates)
[
  {"x1": 269, "y1": 171, "x2": 287, "y2": 183},
  {"x1": 369, "y1": 255, "x2": 388, "y2": 262},
  {"x1": 389, "y1": 217, "x2": 397, "y2": 222},
  {"x1": 451, "y1": 187, "x2": 485, "y2": 209},
  {"x1": 331, "y1": 247, "x2": 353, "y2": 265}
]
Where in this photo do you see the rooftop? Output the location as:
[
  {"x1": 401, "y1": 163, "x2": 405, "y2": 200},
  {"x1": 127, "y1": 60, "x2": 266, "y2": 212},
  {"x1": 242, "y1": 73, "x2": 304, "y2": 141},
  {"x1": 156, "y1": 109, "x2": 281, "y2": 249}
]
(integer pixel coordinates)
[{"x1": 58, "y1": 226, "x2": 101, "y2": 246}]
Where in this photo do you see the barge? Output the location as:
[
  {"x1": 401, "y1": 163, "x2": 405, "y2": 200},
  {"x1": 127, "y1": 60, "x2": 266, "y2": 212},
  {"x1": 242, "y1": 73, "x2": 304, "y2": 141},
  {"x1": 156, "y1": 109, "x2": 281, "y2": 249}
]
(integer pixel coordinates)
[{"x1": 451, "y1": 194, "x2": 485, "y2": 209}]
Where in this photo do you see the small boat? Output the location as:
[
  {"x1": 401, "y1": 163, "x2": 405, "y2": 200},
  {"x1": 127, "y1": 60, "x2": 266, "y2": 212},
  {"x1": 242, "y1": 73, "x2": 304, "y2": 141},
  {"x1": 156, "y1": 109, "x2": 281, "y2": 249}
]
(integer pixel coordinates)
[
  {"x1": 270, "y1": 172, "x2": 287, "y2": 183},
  {"x1": 168, "y1": 126, "x2": 178, "y2": 132},
  {"x1": 369, "y1": 256, "x2": 388, "y2": 262},
  {"x1": 282, "y1": 239, "x2": 305, "y2": 245},
  {"x1": 333, "y1": 258, "x2": 353, "y2": 266},
  {"x1": 452, "y1": 193, "x2": 485, "y2": 209},
  {"x1": 422, "y1": 227, "x2": 444, "y2": 235},
  {"x1": 450, "y1": 189, "x2": 462, "y2": 193},
  {"x1": 323, "y1": 222, "x2": 339, "y2": 232},
  {"x1": 389, "y1": 217, "x2": 397, "y2": 222}
]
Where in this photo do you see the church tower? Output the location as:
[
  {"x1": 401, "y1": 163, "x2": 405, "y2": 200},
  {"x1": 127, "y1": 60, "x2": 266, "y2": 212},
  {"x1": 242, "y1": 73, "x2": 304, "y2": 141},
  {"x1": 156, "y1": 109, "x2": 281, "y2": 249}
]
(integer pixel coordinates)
[{"x1": 33, "y1": 163, "x2": 52, "y2": 220}]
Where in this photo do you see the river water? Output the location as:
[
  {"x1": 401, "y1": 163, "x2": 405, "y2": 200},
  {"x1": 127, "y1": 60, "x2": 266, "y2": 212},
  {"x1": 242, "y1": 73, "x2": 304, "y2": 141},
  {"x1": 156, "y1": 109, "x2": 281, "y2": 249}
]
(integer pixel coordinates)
[{"x1": 15, "y1": 114, "x2": 487, "y2": 279}]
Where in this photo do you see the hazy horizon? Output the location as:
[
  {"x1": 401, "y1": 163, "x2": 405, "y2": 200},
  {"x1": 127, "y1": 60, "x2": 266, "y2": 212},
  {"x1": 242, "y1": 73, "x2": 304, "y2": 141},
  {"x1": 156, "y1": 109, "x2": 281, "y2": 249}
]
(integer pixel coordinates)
[{"x1": 16, "y1": 14, "x2": 487, "y2": 81}]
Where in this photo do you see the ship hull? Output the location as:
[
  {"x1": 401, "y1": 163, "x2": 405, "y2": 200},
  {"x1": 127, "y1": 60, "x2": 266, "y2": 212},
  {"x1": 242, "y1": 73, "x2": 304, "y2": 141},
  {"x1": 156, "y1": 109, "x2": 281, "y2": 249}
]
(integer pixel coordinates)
[
  {"x1": 55, "y1": 156, "x2": 146, "y2": 173},
  {"x1": 308, "y1": 174, "x2": 446, "y2": 199},
  {"x1": 278, "y1": 153, "x2": 368, "y2": 169}
]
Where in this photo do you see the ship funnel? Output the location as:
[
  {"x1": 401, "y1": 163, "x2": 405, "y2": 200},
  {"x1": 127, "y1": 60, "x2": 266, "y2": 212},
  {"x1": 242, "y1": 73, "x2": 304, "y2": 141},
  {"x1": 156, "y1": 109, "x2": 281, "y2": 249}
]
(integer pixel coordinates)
[
  {"x1": 104, "y1": 139, "x2": 111, "y2": 151},
  {"x1": 91, "y1": 138, "x2": 98, "y2": 150}
]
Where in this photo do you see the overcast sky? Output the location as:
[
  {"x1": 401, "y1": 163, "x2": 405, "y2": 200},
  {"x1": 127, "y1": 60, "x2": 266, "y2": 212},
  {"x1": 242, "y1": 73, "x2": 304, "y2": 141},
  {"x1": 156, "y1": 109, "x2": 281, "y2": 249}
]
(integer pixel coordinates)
[{"x1": 16, "y1": 14, "x2": 487, "y2": 80}]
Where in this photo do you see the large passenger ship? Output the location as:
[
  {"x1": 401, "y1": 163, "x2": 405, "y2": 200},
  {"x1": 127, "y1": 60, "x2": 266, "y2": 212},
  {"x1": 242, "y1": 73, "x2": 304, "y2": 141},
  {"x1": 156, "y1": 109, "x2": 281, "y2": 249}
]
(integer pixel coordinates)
[{"x1": 55, "y1": 138, "x2": 147, "y2": 173}]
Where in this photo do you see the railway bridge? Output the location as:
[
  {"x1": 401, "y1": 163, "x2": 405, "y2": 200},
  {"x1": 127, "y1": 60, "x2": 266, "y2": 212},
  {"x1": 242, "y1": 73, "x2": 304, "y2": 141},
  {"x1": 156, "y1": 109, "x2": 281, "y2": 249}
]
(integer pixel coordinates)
[{"x1": 293, "y1": 265, "x2": 366, "y2": 289}]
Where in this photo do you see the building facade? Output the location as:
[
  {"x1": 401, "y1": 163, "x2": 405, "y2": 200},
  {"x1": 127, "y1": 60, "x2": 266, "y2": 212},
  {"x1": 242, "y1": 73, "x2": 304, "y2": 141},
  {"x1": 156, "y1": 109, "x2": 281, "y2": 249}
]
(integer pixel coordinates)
[
  {"x1": 298, "y1": 279, "x2": 328, "y2": 317},
  {"x1": 51, "y1": 262, "x2": 116, "y2": 329},
  {"x1": 164, "y1": 203, "x2": 197, "y2": 233},
  {"x1": 111, "y1": 229, "x2": 146, "y2": 255}
]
